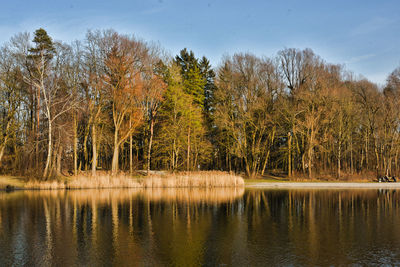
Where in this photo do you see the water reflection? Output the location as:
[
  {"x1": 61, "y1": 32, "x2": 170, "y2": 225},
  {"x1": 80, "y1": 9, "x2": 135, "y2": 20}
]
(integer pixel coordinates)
[{"x1": 1, "y1": 189, "x2": 400, "y2": 266}]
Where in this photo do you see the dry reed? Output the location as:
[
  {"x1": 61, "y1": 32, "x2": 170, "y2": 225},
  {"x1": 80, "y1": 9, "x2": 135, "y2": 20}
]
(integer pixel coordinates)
[
  {"x1": 23, "y1": 171, "x2": 244, "y2": 189},
  {"x1": 143, "y1": 171, "x2": 244, "y2": 188}
]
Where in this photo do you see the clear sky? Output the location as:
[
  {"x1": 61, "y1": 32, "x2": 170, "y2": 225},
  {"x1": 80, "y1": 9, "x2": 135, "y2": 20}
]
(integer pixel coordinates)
[{"x1": 1, "y1": 0, "x2": 399, "y2": 85}]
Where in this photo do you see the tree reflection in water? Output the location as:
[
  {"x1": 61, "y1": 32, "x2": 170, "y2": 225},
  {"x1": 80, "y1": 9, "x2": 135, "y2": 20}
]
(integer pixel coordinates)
[{"x1": 1, "y1": 188, "x2": 400, "y2": 266}]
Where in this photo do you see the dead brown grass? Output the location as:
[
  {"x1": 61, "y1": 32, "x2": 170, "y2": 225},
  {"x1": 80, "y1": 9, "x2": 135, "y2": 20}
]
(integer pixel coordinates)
[
  {"x1": 0, "y1": 176, "x2": 26, "y2": 189},
  {"x1": 23, "y1": 171, "x2": 244, "y2": 189},
  {"x1": 143, "y1": 171, "x2": 244, "y2": 188},
  {"x1": 283, "y1": 171, "x2": 378, "y2": 182}
]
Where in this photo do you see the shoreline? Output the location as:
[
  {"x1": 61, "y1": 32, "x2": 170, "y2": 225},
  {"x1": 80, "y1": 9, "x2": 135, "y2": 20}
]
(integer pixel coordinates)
[
  {"x1": 3, "y1": 174, "x2": 400, "y2": 191},
  {"x1": 245, "y1": 182, "x2": 400, "y2": 189},
  {"x1": 3, "y1": 182, "x2": 400, "y2": 191},
  {"x1": 0, "y1": 172, "x2": 244, "y2": 190}
]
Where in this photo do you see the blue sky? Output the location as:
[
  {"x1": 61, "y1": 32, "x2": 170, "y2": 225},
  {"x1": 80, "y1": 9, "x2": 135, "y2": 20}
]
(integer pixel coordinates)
[{"x1": 1, "y1": 0, "x2": 399, "y2": 85}]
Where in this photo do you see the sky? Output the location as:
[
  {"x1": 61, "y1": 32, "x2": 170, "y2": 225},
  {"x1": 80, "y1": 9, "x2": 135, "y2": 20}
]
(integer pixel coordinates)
[{"x1": 1, "y1": 0, "x2": 399, "y2": 86}]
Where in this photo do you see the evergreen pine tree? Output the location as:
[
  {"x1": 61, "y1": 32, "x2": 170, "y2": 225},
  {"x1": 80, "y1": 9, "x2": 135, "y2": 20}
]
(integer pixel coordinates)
[
  {"x1": 174, "y1": 49, "x2": 206, "y2": 108},
  {"x1": 28, "y1": 28, "x2": 55, "y2": 63}
]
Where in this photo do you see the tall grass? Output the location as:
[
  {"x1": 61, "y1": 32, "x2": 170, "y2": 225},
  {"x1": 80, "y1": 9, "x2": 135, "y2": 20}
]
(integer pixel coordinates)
[
  {"x1": 143, "y1": 171, "x2": 244, "y2": 188},
  {"x1": 23, "y1": 171, "x2": 244, "y2": 189}
]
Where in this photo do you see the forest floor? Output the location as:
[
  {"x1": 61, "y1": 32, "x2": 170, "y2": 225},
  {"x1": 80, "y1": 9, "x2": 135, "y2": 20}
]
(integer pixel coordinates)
[{"x1": 244, "y1": 173, "x2": 400, "y2": 188}]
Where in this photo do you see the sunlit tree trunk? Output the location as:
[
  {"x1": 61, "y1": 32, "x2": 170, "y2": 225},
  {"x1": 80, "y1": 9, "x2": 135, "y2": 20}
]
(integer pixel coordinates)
[
  {"x1": 395, "y1": 146, "x2": 399, "y2": 176},
  {"x1": 0, "y1": 120, "x2": 11, "y2": 164},
  {"x1": 374, "y1": 137, "x2": 379, "y2": 176},
  {"x1": 83, "y1": 126, "x2": 90, "y2": 171},
  {"x1": 112, "y1": 129, "x2": 119, "y2": 175},
  {"x1": 308, "y1": 124, "x2": 315, "y2": 179},
  {"x1": 129, "y1": 135, "x2": 133, "y2": 175},
  {"x1": 350, "y1": 136, "x2": 353, "y2": 175},
  {"x1": 129, "y1": 118, "x2": 133, "y2": 175},
  {"x1": 147, "y1": 119, "x2": 154, "y2": 175},
  {"x1": 288, "y1": 131, "x2": 292, "y2": 177},
  {"x1": 172, "y1": 140, "x2": 176, "y2": 170},
  {"x1": 92, "y1": 124, "x2": 97, "y2": 176},
  {"x1": 338, "y1": 141, "x2": 341, "y2": 179},
  {"x1": 56, "y1": 144, "x2": 62, "y2": 176},
  {"x1": 73, "y1": 113, "x2": 78, "y2": 175},
  {"x1": 365, "y1": 132, "x2": 369, "y2": 170},
  {"x1": 35, "y1": 86, "x2": 40, "y2": 170},
  {"x1": 187, "y1": 126, "x2": 190, "y2": 172},
  {"x1": 43, "y1": 105, "x2": 52, "y2": 178}
]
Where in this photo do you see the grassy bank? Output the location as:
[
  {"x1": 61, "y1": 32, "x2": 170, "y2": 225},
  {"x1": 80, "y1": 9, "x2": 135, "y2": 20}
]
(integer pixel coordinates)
[
  {"x1": 1, "y1": 171, "x2": 383, "y2": 191},
  {"x1": 245, "y1": 182, "x2": 400, "y2": 189},
  {"x1": 1, "y1": 171, "x2": 244, "y2": 190},
  {"x1": 0, "y1": 176, "x2": 26, "y2": 189},
  {"x1": 244, "y1": 177, "x2": 375, "y2": 185},
  {"x1": 244, "y1": 171, "x2": 380, "y2": 184}
]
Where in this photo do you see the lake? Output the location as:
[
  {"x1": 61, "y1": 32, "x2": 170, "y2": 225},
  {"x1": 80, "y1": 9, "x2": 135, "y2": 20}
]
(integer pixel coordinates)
[{"x1": 1, "y1": 188, "x2": 400, "y2": 266}]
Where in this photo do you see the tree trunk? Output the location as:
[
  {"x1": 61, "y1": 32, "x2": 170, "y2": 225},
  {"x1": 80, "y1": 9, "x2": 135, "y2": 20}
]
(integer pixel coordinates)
[
  {"x1": 244, "y1": 156, "x2": 251, "y2": 177},
  {"x1": 29, "y1": 86, "x2": 34, "y2": 170},
  {"x1": 0, "y1": 119, "x2": 11, "y2": 164},
  {"x1": 228, "y1": 153, "x2": 232, "y2": 172},
  {"x1": 350, "y1": 136, "x2": 353, "y2": 175},
  {"x1": 225, "y1": 151, "x2": 229, "y2": 171},
  {"x1": 136, "y1": 143, "x2": 139, "y2": 169},
  {"x1": 43, "y1": 118, "x2": 52, "y2": 179},
  {"x1": 194, "y1": 142, "x2": 199, "y2": 170},
  {"x1": 374, "y1": 137, "x2": 379, "y2": 176},
  {"x1": 147, "y1": 119, "x2": 154, "y2": 175},
  {"x1": 92, "y1": 124, "x2": 97, "y2": 177},
  {"x1": 112, "y1": 129, "x2": 119, "y2": 175},
  {"x1": 172, "y1": 140, "x2": 176, "y2": 170},
  {"x1": 129, "y1": 134, "x2": 133, "y2": 175},
  {"x1": 288, "y1": 132, "x2": 292, "y2": 177},
  {"x1": 308, "y1": 154, "x2": 312, "y2": 179},
  {"x1": 73, "y1": 113, "x2": 78, "y2": 175},
  {"x1": 338, "y1": 141, "x2": 341, "y2": 179},
  {"x1": 261, "y1": 150, "x2": 270, "y2": 176},
  {"x1": 129, "y1": 118, "x2": 133, "y2": 175},
  {"x1": 187, "y1": 126, "x2": 190, "y2": 172},
  {"x1": 360, "y1": 147, "x2": 364, "y2": 173},
  {"x1": 307, "y1": 131, "x2": 313, "y2": 179},
  {"x1": 83, "y1": 129, "x2": 89, "y2": 171},
  {"x1": 395, "y1": 147, "x2": 399, "y2": 176},
  {"x1": 56, "y1": 145, "x2": 62, "y2": 176},
  {"x1": 365, "y1": 132, "x2": 369, "y2": 170},
  {"x1": 36, "y1": 87, "x2": 40, "y2": 170},
  {"x1": 12, "y1": 132, "x2": 18, "y2": 171},
  {"x1": 308, "y1": 142, "x2": 313, "y2": 179},
  {"x1": 0, "y1": 141, "x2": 6, "y2": 165}
]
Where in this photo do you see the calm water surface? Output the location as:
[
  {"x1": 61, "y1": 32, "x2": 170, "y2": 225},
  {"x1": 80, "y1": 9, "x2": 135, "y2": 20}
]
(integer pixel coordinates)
[{"x1": 1, "y1": 188, "x2": 400, "y2": 266}]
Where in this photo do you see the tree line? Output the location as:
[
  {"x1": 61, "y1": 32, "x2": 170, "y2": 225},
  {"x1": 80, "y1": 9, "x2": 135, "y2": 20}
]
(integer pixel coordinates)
[{"x1": 0, "y1": 28, "x2": 399, "y2": 179}]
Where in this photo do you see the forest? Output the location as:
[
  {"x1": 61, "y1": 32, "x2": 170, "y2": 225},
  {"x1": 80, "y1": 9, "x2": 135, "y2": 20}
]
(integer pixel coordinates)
[{"x1": 0, "y1": 28, "x2": 399, "y2": 180}]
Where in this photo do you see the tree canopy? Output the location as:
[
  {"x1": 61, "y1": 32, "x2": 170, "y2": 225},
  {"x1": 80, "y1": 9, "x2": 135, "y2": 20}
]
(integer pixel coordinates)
[{"x1": 1, "y1": 28, "x2": 400, "y2": 180}]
